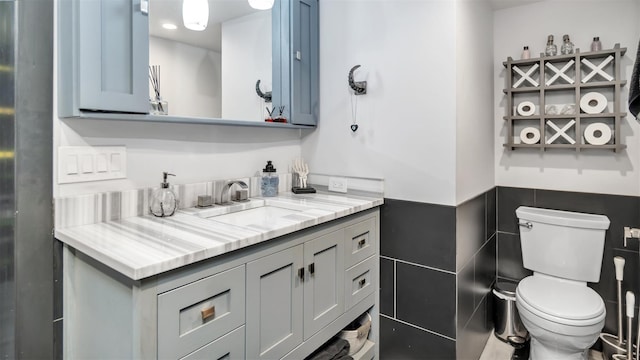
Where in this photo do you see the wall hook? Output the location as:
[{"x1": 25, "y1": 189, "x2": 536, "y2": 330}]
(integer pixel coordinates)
[
  {"x1": 348, "y1": 65, "x2": 367, "y2": 95},
  {"x1": 255, "y1": 80, "x2": 272, "y2": 103}
]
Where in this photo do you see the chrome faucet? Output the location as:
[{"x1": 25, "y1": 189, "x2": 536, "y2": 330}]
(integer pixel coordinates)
[{"x1": 218, "y1": 180, "x2": 249, "y2": 205}]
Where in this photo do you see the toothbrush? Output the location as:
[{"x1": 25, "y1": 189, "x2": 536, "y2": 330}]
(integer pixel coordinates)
[{"x1": 627, "y1": 291, "x2": 635, "y2": 360}]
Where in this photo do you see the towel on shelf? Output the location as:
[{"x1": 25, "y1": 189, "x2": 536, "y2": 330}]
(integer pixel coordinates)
[
  {"x1": 630, "y1": 36, "x2": 640, "y2": 118},
  {"x1": 306, "y1": 338, "x2": 353, "y2": 360}
]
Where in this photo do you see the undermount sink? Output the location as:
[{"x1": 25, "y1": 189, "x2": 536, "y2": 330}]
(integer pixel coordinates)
[
  {"x1": 207, "y1": 205, "x2": 301, "y2": 227},
  {"x1": 184, "y1": 199, "x2": 314, "y2": 228}
]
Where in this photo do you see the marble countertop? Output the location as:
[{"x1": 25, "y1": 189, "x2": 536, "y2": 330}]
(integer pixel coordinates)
[{"x1": 55, "y1": 192, "x2": 383, "y2": 280}]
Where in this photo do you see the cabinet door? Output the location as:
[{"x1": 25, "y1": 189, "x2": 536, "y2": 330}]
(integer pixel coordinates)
[
  {"x1": 290, "y1": 0, "x2": 318, "y2": 125},
  {"x1": 303, "y1": 230, "x2": 345, "y2": 339},
  {"x1": 76, "y1": 0, "x2": 149, "y2": 113},
  {"x1": 246, "y1": 245, "x2": 304, "y2": 360}
]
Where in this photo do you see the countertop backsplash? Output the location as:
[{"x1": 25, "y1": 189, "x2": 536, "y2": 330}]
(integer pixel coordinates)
[{"x1": 54, "y1": 173, "x2": 293, "y2": 230}]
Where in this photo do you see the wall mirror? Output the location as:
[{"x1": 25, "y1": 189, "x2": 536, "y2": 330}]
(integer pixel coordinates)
[{"x1": 149, "y1": 0, "x2": 276, "y2": 122}]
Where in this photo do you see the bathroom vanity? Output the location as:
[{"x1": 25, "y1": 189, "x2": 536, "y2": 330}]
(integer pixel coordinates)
[{"x1": 57, "y1": 192, "x2": 382, "y2": 359}]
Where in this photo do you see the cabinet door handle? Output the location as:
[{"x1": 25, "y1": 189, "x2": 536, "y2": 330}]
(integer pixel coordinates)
[
  {"x1": 298, "y1": 267, "x2": 305, "y2": 281},
  {"x1": 359, "y1": 278, "x2": 366, "y2": 288},
  {"x1": 358, "y1": 238, "x2": 366, "y2": 248},
  {"x1": 295, "y1": 51, "x2": 302, "y2": 61},
  {"x1": 201, "y1": 306, "x2": 215, "y2": 321},
  {"x1": 308, "y1": 263, "x2": 315, "y2": 275}
]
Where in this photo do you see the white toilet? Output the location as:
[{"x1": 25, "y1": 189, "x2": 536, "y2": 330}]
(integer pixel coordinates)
[{"x1": 515, "y1": 206, "x2": 610, "y2": 360}]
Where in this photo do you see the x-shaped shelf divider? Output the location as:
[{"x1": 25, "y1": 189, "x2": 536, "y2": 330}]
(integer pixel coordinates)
[
  {"x1": 512, "y1": 63, "x2": 540, "y2": 88},
  {"x1": 546, "y1": 119, "x2": 576, "y2": 145},
  {"x1": 545, "y1": 60, "x2": 575, "y2": 86},
  {"x1": 581, "y1": 55, "x2": 614, "y2": 83}
]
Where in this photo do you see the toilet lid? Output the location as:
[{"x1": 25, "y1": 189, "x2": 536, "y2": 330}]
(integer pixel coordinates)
[{"x1": 517, "y1": 276, "x2": 605, "y2": 322}]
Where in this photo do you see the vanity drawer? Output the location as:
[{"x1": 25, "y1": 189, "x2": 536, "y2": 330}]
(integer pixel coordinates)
[
  {"x1": 180, "y1": 325, "x2": 245, "y2": 360},
  {"x1": 344, "y1": 256, "x2": 376, "y2": 310},
  {"x1": 344, "y1": 218, "x2": 376, "y2": 268},
  {"x1": 158, "y1": 265, "x2": 245, "y2": 359}
]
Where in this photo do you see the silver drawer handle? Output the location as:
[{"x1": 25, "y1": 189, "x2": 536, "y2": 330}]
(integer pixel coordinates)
[{"x1": 518, "y1": 222, "x2": 533, "y2": 229}]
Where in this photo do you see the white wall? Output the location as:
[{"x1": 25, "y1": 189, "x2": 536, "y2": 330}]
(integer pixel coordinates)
[
  {"x1": 221, "y1": 11, "x2": 272, "y2": 122},
  {"x1": 149, "y1": 36, "x2": 222, "y2": 118},
  {"x1": 455, "y1": 0, "x2": 495, "y2": 204},
  {"x1": 301, "y1": 0, "x2": 458, "y2": 205},
  {"x1": 494, "y1": 0, "x2": 640, "y2": 197}
]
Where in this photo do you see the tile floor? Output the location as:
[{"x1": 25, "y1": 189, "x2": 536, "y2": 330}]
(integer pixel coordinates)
[{"x1": 479, "y1": 332, "x2": 604, "y2": 360}]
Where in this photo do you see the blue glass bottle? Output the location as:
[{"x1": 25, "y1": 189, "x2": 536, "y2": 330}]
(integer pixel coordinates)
[{"x1": 261, "y1": 161, "x2": 279, "y2": 197}]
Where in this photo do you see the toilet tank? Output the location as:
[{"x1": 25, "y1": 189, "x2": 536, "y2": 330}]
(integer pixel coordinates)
[{"x1": 516, "y1": 206, "x2": 610, "y2": 283}]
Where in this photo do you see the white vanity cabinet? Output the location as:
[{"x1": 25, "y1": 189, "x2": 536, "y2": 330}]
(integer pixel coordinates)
[{"x1": 62, "y1": 209, "x2": 379, "y2": 359}]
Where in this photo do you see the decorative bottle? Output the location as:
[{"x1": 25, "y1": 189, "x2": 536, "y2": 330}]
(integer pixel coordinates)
[
  {"x1": 149, "y1": 172, "x2": 178, "y2": 217},
  {"x1": 591, "y1": 36, "x2": 602, "y2": 52},
  {"x1": 261, "y1": 161, "x2": 279, "y2": 197},
  {"x1": 545, "y1": 35, "x2": 557, "y2": 56},
  {"x1": 521, "y1": 46, "x2": 531, "y2": 60},
  {"x1": 560, "y1": 34, "x2": 574, "y2": 55}
]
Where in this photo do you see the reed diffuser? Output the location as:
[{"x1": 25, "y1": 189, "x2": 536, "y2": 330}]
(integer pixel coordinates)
[{"x1": 149, "y1": 65, "x2": 168, "y2": 115}]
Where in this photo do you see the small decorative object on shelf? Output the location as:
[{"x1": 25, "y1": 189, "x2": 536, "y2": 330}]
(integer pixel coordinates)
[
  {"x1": 561, "y1": 34, "x2": 574, "y2": 55},
  {"x1": 502, "y1": 43, "x2": 627, "y2": 152},
  {"x1": 291, "y1": 158, "x2": 316, "y2": 194},
  {"x1": 545, "y1": 35, "x2": 557, "y2": 56},
  {"x1": 149, "y1": 65, "x2": 168, "y2": 115},
  {"x1": 522, "y1": 46, "x2": 531, "y2": 60},
  {"x1": 591, "y1": 37, "x2": 602, "y2": 52}
]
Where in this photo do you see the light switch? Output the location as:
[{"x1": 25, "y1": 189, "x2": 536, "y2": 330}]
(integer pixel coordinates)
[
  {"x1": 66, "y1": 154, "x2": 79, "y2": 175},
  {"x1": 96, "y1": 154, "x2": 108, "y2": 173},
  {"x1": 81, "y1": 154, "x2": 94, "y2": 174},
  {"x1": 58, "y1": 146, "x2": 127, "y2": 184},
  {"x1": 111, "y1": 153, "x2": 122, "y2": 172}
]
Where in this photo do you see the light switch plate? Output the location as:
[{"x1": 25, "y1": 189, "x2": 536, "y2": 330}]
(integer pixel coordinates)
[
  {"x1": 328, "y1": 177, "x2": 348, "y2": 193},
  {"x1": 58, "y1": 146, "x2": 127, "y2": 184}
]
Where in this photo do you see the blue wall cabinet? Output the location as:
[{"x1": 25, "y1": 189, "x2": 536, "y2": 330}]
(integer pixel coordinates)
[
  {"x1": 59, "y1": 0, "x2": 150, "y2": 116},
  {"x1": 289, "y1": 0, "x2": 319, "y2": 125}
]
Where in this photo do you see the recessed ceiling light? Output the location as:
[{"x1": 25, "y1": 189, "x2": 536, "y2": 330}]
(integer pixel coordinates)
[{"x1": 162, "y1": 23, "x2": 178, "y2": 30}]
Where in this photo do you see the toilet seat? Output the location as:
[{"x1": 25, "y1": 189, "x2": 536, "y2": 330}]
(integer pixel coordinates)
[{"x1": 517, "y1": 276, "x2": 605, "y2": 327}]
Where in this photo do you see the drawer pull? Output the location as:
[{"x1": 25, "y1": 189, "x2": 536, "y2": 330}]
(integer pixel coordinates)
[
  {"x1": 298, "y1": 267, "x2": 305, "y2": 281},
  {"x1": 309, "y1": 263, "x2": 315, "y2": 275},
  {"x1": 358, "y1": 238, "x2": 366, "y2": 248},
  {"x1": 359, "y1": 278, "x2": 366, "y2": 288},
  {"x1": 201, "y1": 306, "x2": 216, "y2": 321}
]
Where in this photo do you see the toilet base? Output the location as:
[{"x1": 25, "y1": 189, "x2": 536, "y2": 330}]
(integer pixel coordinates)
[{"x1": 529, "y1": 337, "x2": 590, "y2": 360}]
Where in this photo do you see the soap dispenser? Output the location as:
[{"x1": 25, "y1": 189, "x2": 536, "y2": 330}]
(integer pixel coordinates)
[
  {"x1": 261, "y1": 161, "x2": 279, "y2": 197},
  {"x1": 149, "y1": 172, "x2": 179, "y2": 217}
]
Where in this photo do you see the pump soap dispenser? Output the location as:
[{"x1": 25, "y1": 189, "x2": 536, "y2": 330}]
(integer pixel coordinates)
[
  {"x1": 149, "y1": 172, "x2": 179, "y2": 217},
  {"x1": 261, "y1": 161, "x2": 279, "y2": 197}
]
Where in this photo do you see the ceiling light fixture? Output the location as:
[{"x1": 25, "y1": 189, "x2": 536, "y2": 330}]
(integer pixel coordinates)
[
  {"x1": 248, "y1": 0, "x2": 274, "y2": 10},
  {"x1": 183, "y1": 0, "x2": 209, "y2": 31},
  {"x1": 162, "y1": 23, "x2": 178, "y2": 30}
]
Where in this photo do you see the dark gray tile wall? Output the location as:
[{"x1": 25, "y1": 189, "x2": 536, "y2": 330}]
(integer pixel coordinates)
[
  {"x1": 455, "y1": 192, "x2": 497, "y2": 360},
  {"x1": 381, "y1": 199, "x2": 456, "y2": 272},
  {"x1": 380, "y1": 198, "x2": 457, "y2": 358},
  {"x1": 495, "y1": 186, "x2": 640, "y2": 337},
  {"x1": 379, "y1": 190, "x2": 497, "y2": 360}
]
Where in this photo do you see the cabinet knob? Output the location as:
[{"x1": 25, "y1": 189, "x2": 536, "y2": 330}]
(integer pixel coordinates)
[
  {"x1": 308, "y1": 263, "x2": 315, "y2": 275},
  {"x1": 358, "y1": 238, "x2": 366, "y2": 248},
  {"x1": 298, "y1": 267, "x2": 305, "y2": 281},
  {"x1": 201, "y1": 305, "x2": 215, "y2": 321}
]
